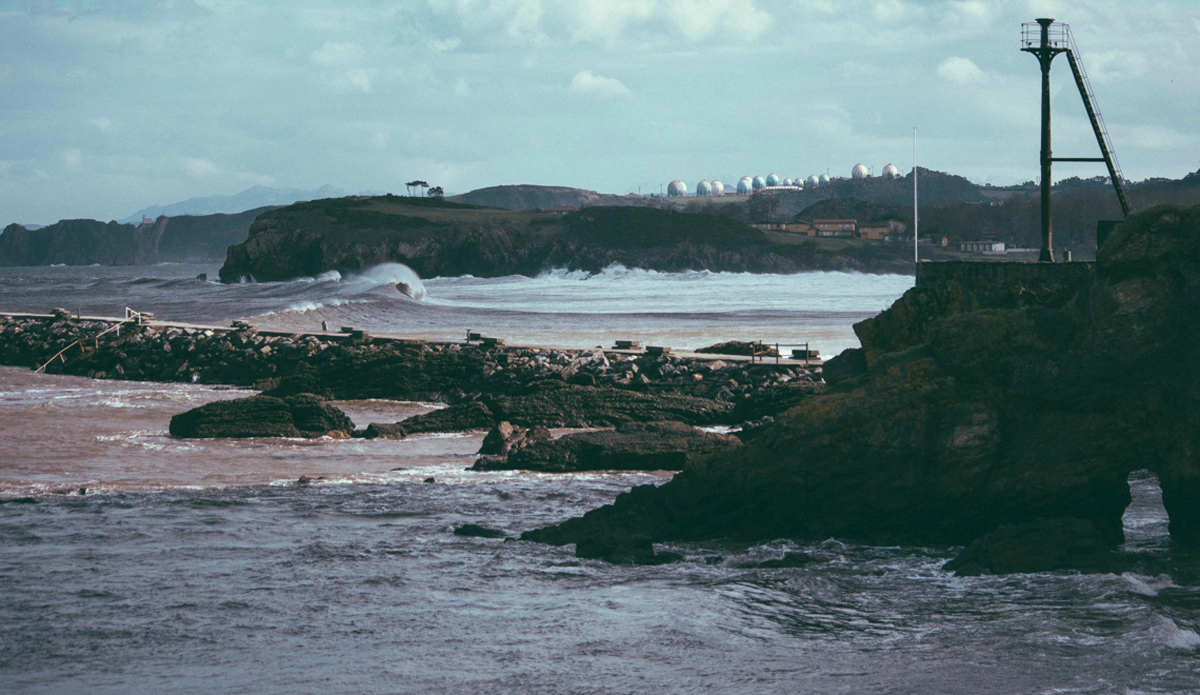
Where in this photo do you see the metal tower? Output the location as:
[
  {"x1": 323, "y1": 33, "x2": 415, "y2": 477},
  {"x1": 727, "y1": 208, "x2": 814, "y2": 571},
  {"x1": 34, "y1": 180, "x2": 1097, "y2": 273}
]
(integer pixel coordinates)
[{"x1": 1021, "y1": 18, "x2": 1130, "y2": 262}]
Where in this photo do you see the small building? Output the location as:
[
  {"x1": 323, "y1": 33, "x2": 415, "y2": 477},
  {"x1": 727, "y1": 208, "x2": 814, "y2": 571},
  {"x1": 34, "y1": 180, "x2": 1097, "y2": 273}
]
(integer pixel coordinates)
[
  {"x1": 813, "y1": 219, "x2": 857, "y2": 237},
  {"x1": 544, "y1": 206, "x2": 578, "y2": 214},
  {"x1": 858, "y1": 220, "x2": 907, "y2": 241},
  {"x1": 752, "y1": 222, "x2": 816, "y2": 235},
  {"x1": 959, "y1": 240, "x2": 1007, "y2": 253}
]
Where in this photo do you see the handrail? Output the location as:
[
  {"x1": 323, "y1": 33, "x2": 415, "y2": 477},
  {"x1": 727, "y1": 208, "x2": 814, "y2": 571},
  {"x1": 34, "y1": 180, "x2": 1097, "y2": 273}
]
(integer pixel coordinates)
[
  {"x1": 34, "y1": 307, "x2": 148, "y2": 374},
  {"x1": 1062, "y1": 26, "x2": 1130, "y2": 217}
]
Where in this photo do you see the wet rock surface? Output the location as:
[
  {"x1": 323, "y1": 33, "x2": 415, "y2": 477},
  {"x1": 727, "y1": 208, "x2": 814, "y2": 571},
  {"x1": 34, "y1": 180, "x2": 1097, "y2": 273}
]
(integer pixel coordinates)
[
  {"x1": 472, "y1": 420, "x2": 742, "y2": 473},
  {"x1": 943, "y1": 517, "x2": 1121, "y2": 576},
  {"x1": 522, "y1": 205, "x2": 1200, "y2": 569},
  {"x1": 169, "y1": 393, "x2": 353, "y2": 439}
]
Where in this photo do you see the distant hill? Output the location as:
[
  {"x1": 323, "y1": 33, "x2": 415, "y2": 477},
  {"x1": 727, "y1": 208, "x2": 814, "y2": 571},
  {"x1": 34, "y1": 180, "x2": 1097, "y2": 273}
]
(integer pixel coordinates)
[
  {"x1": 120, "y1": 185, "x2": 349, "y2": 223},
  {"x1": 448, "y1": 184, "x2": 648, "y2": 211},
  {"x1": 0, "y1": 207, "x2": 274, "y2": 266}
]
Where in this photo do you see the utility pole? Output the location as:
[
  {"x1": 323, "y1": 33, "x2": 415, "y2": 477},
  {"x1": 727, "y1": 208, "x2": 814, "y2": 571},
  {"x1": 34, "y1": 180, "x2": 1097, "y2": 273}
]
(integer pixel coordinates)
[{"x1": 913, "y1": 127, "x2": 919, "y2": 265}]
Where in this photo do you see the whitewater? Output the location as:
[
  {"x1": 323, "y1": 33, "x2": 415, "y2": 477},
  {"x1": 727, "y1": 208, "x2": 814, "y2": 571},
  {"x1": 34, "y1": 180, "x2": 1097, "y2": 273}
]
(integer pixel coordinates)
[{"x1": 1, "y1": 263, "x2": 1199, "y2": 694}]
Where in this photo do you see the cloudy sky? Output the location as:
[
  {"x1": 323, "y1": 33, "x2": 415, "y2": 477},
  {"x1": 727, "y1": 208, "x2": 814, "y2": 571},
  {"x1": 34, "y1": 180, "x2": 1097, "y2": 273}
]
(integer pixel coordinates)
[{"x1": 1, "y1": 0, "x2": 1198, "y2": 223}]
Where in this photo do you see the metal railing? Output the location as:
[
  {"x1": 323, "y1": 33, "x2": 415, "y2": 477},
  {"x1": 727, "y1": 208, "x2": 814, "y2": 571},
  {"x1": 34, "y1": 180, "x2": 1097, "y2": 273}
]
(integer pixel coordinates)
[{"x1": 35, "y1": 308, "x2": 149, "y2": 374}]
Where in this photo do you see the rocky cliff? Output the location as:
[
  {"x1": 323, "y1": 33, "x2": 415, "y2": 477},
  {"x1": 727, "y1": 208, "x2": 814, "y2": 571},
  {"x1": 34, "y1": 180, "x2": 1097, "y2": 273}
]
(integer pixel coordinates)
[
  {"x1": 0, "y1": 207, "x2": 272, "y2": 266},
  {"x1": 218, "y1": 195, "x2": 936, "y2": 281},
  {"x1": 523, "y1": 205, "x2": 1200, "y2": 554}
]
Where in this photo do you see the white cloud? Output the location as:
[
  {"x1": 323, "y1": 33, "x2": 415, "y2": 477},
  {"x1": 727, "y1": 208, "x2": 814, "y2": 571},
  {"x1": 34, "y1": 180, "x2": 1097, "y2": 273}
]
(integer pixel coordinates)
[
  {"x1": 569, "y1": 71, "x2": 631, "y2": 99},
  {"x1": 310, "y1": 41, "x2": 366, "y2": 68},
  {"x1": 1127, "y1": 125, "x2": 1198, "y2": 150},
  {"x1": 453, "y1": 78, "x2": 471, "y2": 97},
  {"x1": 430, "y1": 37, "x2": 461, "y2": 53},
  {"x1": 61, "y1": 149, "x2": 83, "y2": 172},
  {"x1": 1084, "y1": 50, "x2": 1148, "y2": 83},
  {"x1": 310, "y1": 41, "x2": 373, "y2": 93},
  {"x1": 182, "y1": 157, "x2": 219, "y2": 177},
  {"x1": 937, "y1": 56, "x2": 984, "y2": 84},
  {"x1": 89, "y1": 117, "x2": 114, "y2": 132}
]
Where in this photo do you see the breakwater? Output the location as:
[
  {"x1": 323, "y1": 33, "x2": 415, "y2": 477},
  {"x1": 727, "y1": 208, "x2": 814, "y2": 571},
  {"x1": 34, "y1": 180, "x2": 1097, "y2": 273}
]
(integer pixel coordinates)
[{"x1": 0, "y1": 312, "x2": 822, "y2": 426}]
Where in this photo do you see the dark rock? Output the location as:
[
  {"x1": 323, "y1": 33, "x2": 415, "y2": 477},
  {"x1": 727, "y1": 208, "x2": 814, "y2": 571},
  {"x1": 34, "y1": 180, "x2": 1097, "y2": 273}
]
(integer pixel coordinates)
[
  {"x1": 169, "y1": 393, "x2": 353, "y2": 438},
  {"x1": 729, "y1": 381, "x2": 824, "y2": 421},
  {"x1": 735, "y1": 417, "x2": 774, "y2": 442},
  {"x1": 478, "y1": 421, "x2": 551, "y2": 455},
  {"x1": 474, "y1": 420, "x2": 741, "y2": 472},
  {"x1": 521, "y1": 206, "x2": 1200, "y2": 563},
  {"x1": 695, "y1": 341, "x2": 777, "y2": 357},
  {"x1": 364, "y1": 401, "x2": 496, "y2": 439},
  {"x1": 423, "y1": 477, "x2": 436, "y2": 483},
  {"x1": 943, "y1": 518, "x2": 1121, "y2": 576},
  {"x1": 567, "y1": 371, "x2": 596, "y2": 387},
  {"x1": 821, "y1": 347, "x2": 867, "y2": 385},
  {"x1": 0, "y1": 497, "x2": 39, "y2": 505},
  {"x1": 454, "y1": 524, "x2": 507, "y2": 538},
  {"x1": 574, "y1": 531, "x2": 679, "y2": 565}
]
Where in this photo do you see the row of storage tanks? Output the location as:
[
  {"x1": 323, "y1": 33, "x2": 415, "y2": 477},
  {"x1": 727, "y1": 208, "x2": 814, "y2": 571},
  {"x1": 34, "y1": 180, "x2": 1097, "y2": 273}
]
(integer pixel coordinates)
[{"x1": 667, "y1": 163, "x2": 901, "y2": 197}]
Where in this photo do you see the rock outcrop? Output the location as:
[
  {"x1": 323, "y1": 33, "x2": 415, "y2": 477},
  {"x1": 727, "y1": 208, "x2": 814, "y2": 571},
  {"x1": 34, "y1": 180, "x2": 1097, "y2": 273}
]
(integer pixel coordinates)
[
  {"x1": 523, "y1": 205, "x2": 1200, "y2": 564},
  {"x1": 472, "y1": 421, "x2": 742, "y2": 472},
  {"x1": 0, "y1": 207, "x2": 271, "y2": 266},
  {"x1": 942, "y1": 517, "x2": 1121, "y2": 576},
  {"x1": 169, "y1": 394, "x2": 353, "y2": 438},
  {"x1": 216, "y1": 195, "x2": 938, "y2": 282}
]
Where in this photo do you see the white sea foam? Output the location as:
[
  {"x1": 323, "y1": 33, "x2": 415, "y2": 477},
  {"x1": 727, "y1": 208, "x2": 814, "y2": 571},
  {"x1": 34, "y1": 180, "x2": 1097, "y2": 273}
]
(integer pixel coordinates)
[
  {"x1": 1120, "y1": 573, "x2": 1177, "y2": 596},
  {"x1": 341, "y1": 262, "x2": 427, "y2": 300},
  {"x1": 1149, "y1": 618, "x2": 1200, "y2": 649}
]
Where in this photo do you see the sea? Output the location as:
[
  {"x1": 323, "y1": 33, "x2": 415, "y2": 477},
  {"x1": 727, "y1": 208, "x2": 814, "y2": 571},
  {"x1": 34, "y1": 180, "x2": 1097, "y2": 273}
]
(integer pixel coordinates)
[{"x1": 1, "y1": 262, "x2": 1198, "y2": 694}]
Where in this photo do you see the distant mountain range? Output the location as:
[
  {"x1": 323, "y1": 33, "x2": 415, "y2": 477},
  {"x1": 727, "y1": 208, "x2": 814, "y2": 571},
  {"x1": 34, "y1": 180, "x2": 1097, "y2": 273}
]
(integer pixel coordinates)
[{"x1": 119, "y1": 185, "x2": 353, "y2": 223}]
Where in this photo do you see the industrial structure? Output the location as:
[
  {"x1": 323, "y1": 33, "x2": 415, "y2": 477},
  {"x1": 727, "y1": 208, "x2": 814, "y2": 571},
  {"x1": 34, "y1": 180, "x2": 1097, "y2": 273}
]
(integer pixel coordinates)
[
  {"x1": 1021, "y1": 17, "x2": 1129, "y2": 262},
  {"x1": 669, "y1": 162, "x2": 910, "y2": 196}
]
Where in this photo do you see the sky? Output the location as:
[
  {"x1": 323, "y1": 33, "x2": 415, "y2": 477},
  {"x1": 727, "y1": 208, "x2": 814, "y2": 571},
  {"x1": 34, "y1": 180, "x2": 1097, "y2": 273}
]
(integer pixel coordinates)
[{"x1": 1, "y1": 0, "x2": 1198, "y2": 224}]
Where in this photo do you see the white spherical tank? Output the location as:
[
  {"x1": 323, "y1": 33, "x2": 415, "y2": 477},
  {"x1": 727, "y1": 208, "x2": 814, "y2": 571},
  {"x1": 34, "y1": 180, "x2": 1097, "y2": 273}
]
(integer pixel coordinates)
[
  {"x1": 882, "y1": 163, "x2": 899, "y2": 179},
  {"x1": 737, "y1": 177, "x2": 752, "y2": 195},
  {"x1": 752, "y1": 176, "x2": 766, "y2": 190},
  {"x1": 696, "y1": 180, "x2": 712, "y2": 196},
  {"x1": 711, "y1": 180, "x2": 725, "y2": 196},
  {"x1": 783, "y1": 178, "x2": 793, "y2": 187},
  {"x1": 766, "y1": 173, "x2": 780, "y2": 186},
  {"x1": 819, "y1": 174, "x2": 831, "y2": 185},
  {"x1": 851, "y1": 163, "x2": 869, "y2": 179},
  {"x1": 667, "y1": 180, "x2": 687, "y2": 197},
  {"x1": 805, "y1": 175, "x2": 820, "y2": 188}
]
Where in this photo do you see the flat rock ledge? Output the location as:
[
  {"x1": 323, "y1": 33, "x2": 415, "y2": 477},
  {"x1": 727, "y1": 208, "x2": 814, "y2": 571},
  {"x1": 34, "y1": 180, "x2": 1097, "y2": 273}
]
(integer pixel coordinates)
[
  {"x1": 169, "y1": 393, "x2": 353, "y2": 438},
  {"x1": 473, "y1": 420, "x2": 742, "y2": 473}
]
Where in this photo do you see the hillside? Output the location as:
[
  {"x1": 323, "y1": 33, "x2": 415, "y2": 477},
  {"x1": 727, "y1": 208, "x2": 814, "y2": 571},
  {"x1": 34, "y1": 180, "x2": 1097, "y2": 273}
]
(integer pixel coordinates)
[
  {"x1": 448, "y1": 184, "x2": 647, "y2": 211},
  {"x1": 218, "y1": 195, "x2": 952, "y2": 281},
  {"x1": 0, "y1": 207, "x2": 273, "y2": 266}
]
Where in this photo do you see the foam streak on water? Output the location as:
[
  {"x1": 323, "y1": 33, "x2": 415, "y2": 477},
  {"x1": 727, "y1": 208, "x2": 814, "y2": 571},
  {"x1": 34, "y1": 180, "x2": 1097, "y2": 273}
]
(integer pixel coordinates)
[{"x1": 0, "y1": 263, "x2": 912, "y2": 355}]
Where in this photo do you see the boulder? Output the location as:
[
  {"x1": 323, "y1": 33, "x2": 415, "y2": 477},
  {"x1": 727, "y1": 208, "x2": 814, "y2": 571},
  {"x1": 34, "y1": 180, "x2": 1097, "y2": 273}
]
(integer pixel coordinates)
[
  {"x1": 453, "y1": 524, "x2": 507, "y2": 539},
  {"x1": 473, "y1": 420, "x2": 741, "y2": 472},
  {"x1": 169, "y1": 393, "x2": 353, "y2": 438},
  {"x1": 478, "y1": 421, "x2": 551, "y2": 456},
  {"x1": 943, "y1": 518, "x2": 1121, "y2": 576},
  {"x1": 363, "y1": 401, "x2": 496, "y2": 439}
]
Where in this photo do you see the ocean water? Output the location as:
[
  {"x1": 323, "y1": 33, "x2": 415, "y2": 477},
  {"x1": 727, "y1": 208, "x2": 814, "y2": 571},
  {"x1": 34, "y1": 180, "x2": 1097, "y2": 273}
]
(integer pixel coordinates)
[
  {"x1": 1, "y1": 264, "x2": 1199, "y2": 694},
  {"x1": 0, "y1": 262, "x2": 913, "y2": 356}
]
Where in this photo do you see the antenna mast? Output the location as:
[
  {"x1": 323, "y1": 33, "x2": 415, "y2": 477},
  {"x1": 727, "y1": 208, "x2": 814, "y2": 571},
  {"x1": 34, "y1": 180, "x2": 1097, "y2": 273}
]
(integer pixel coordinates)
[{"x1": 913, "y1": 127, "x2": 919, "y2": 265}]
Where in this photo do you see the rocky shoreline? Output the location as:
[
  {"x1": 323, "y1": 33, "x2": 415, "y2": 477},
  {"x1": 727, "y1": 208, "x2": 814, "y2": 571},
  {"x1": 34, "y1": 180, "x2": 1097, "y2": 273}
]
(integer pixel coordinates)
[
  {"x1": 0, "y1": 312, "x2": 823, "y2": 470},
  {"x1": 519, "y1": 205, "x2": 1200, "y2": 570}
]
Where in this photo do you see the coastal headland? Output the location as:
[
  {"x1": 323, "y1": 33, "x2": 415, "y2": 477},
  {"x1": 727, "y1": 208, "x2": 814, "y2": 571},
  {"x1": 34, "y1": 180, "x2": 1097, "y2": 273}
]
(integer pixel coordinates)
[
  {"x1": 520, "y1": 205, "x2": 1200, "y2": 569},
  {"x1": 217, "y1": 195, "x2": 961, "y2": 281},
  {"x1": 5, "y1": 204, "x2": 1198, "y2": 575}
]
